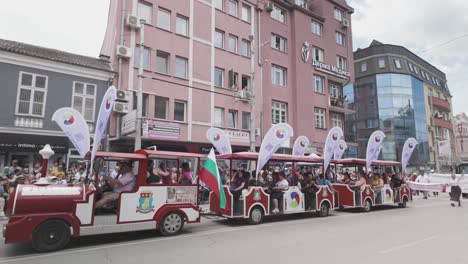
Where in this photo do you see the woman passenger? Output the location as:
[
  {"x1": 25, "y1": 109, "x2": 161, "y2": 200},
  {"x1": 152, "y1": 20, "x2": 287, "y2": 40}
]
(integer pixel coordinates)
[
  {"x1": 156, "y1": 162, "x2": 173, "y2": 185},
  {"x1": 179, "y1": 162, "x2": 193, "y2": 184}
]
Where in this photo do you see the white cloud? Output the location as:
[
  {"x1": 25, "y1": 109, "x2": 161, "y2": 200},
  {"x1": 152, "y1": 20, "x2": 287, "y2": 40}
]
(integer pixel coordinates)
[
  {"x1": 0, "y1": 0, "x2": 110, "y2": 57},
  {"x1": 348, "y1": 0, "x2": 468, "y2": 114}
]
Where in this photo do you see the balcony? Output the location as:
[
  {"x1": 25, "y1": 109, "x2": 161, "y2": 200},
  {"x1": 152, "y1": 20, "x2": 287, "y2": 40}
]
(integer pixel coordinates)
[
  {"x1": 329, "y1": 97, "x2": 355, "y2": 114},
  {"x1": 433, "y1": 118, "x2": 453, "y2": 130},
  {"x1": 430, "y1": 96, "x2": 451, "y2": 111}
]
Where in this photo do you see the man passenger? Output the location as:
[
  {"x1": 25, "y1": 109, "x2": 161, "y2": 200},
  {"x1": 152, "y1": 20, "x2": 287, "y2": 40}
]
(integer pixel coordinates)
[{"x1": 95, "y1": 161, "x2": 136, "y2": 209}]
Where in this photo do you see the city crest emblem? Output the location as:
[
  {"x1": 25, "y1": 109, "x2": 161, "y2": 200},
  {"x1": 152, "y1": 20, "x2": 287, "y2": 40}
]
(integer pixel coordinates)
[{"x1": 136, "y1": 192, "x2": 155, "y2": 213}]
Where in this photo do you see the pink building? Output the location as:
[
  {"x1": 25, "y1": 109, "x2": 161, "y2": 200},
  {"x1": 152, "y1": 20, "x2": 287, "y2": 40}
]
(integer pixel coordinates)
[{"x1": 100, "y1": 0, "x2": 354, "y2": 154}]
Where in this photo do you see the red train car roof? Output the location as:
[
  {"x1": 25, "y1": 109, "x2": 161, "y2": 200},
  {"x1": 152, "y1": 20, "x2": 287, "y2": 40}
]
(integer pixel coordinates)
[
  {"x1": 141, "y1": 150, "x2": 206, "y2": 159},
  {"x1": 333, "y1": 158, "x2": 401, "y2": 166},
  {"x1": 217, "y1": 152, "x2": 323, "y2": 163},
  {"x1": 96, "y1": 152, "x2": 147, "y2": 160}
]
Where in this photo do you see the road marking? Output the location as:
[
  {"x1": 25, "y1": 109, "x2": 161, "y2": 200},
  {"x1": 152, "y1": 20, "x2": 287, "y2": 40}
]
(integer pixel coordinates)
[
  {"x1": 379, "y1": 235, "x2": 438, "y2": 254},
  {"x1": 0, "y1": 212, "x2": 358, "y2": 263},
  {"x1": 0, "y1": 200, "x2": 446, "y2": 262}
]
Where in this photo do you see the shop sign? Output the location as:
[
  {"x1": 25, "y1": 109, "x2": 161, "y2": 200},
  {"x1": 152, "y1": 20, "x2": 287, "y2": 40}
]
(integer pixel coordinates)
[
  {"x1": 142, "y1": 119, "x2": 180, "y2": 140},
  {"x1": 121, "y1": 110, "x2": 137, "y2": 135},
  {"x1": 312, "y1": 59, "x2": 351, "y2": 78},
  {"x1": 224, "y1": 130, "x2": 249, "y2": 145}
]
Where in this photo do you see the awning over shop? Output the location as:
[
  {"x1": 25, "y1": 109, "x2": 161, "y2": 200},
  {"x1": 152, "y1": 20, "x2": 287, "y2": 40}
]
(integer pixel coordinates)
[{"x1": 0, "y1": 133, "x2": 70, "y2": 154}]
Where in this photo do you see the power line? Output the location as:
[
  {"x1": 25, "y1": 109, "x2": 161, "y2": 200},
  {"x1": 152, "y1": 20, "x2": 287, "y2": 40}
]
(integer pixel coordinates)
[
  {"x1": 142, "y1": 75, "x2": 242, "y2": 99},
  {"x1": 417, "y1": 33, "x2": 468, "y2": 54}
]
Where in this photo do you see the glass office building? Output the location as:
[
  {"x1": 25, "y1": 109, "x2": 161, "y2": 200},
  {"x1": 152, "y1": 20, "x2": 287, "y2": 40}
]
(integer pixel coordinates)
[{"x1": 376, "y1": 74, "x2": 429, "y2": 163}]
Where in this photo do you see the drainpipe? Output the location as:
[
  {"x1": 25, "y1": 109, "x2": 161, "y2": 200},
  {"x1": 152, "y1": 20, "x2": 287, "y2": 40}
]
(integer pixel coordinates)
[
  {"x1": 257, "y1": 6, "x2": 263, "y2": 141},
  {"x1": 115, "y1": 0, "x2": 126, "y2": 141}
]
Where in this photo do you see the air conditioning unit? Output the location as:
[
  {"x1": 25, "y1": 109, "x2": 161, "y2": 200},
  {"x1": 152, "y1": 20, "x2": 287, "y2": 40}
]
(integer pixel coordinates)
[
  {"x1": 126, "y1": 14, "x2": 141, "y2": 29},
  {"x1": 117, "y1": 45, "x2": 132, "y2": 58},
  {"x1": 265, "y1": 1, "x2": 273, "y2": 12},
  {"x1": 341, "y1": 18, "x2": 350, "y2": 28},
  {"x1": 113, "y1": 102, "x2": 130, "y2": 114},
  {"x1": 255, "y1": 128, "x2": 261, "y2": 136},
  {"x1": 116, "y1": 90, "x2": 132, "y2": 102}
]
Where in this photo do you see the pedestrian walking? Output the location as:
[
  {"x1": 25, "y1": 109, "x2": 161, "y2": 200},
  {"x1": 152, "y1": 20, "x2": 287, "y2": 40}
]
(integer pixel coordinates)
[
  {"x1": 448, "y1": 172, "x2": 464, "y2": 207},
  {"x1": 415, "y1": 171, "x2": 429, "y2": 199}
]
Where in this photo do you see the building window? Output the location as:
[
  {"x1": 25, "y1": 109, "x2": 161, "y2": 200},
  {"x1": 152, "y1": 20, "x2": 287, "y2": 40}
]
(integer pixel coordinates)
[
  {"x1": 175, "y1": 56, "x2": 188, "y2": 78},
  {"x1": 414, "y1": 66, "x2": 419, "y2": 75},
  {"x1": 228, "y1": 0, "x2": 238, "y2": 17},
  {"x1": 312, "y1": 47, "x2": 324, "y2": 62},
  {"x1": 215, "y1": 67, "x2": 224, "y2": 87},
  {"x1": 314, "y1": 108, "x2": 326, "y2": 129},
  {"x1": 134, "y1": 46, "x2": 151, "y2": 70},
  {"x1": 272, "y1": 101, "x2": 287, "y2": 124},
  {"x1": 214, "y1": 107, "x2": 224, "y2": 127},
  {"x1": 295, "y1": 0, "x2": 308, "y2": 9},
  {"x1": 154, "y1": 96, "x2": 169, "y2": 119},
  {"x1": 138, "y1": 2, "x2": 152, "y2": 24},
  {"x1": 156, "y1": 51, "x2": 170, "y2": 74},
  {"x1": 174, "y1": 100, "x2": 186, "y2": 122},
  {"x1": 314, "y1": 75, "x2": 325, "y2": 94},
  {"x1": 361, "y1": 62, "x2": 367, "y2": 72},
  {"x1": 214, "y1": 29, "x2": 224, "y2": 48},
  {"x1": 394, "y1": 59, "x2": 402, "y2": 69},
  {"x1": 157, "y1": 8, "x2": 171, "y2": 31},
  {"x1": 336, "y1": 56, "x2": 347, "y2": 70},
  {"x1": 214, "y1": 0, "x2": 223, "y2": 10},
  {"x1": 311, "y1": 20, "x2": 323, "y2": 36},
  {"x1": 241, "y1": 4, "x2": 251, "y2": 22},
  {"x1": 366, "y1": 119, "x2": 379, "y2": 128},
  {"x1": 242, "y1": 112, "x2": 250, "y2": 129},
  {"x1": 436, "y1": 78, "x2": 441, "y2": 87},
  {"x1": 241, "y1": 75, "x2": 251, "y2": 90},
  {"x1": 408, "y1": 62, "x2": 415, "y2": 73},
  {"x1": 331, "y1": 113, "x2": 343, "y2": 128},
  {"x1": 16, "y1": 72, "x2": 47, "y2": 117},
  {"x1": 241, "y1": 39, "x2": 250, "y2": 57},
  {"x1": 271, "y1": 34, "x2": 287, "y2": 52},
  {"x1": 228, "y1": 34, "x2": 238, "y2": 53},
  {"x1": 378, "y1": 58, "x2": 385, "y2": 68},
  {"x1": 334, "y1": 8, "x2": 343, "y2": 21},
  {"x1": 271, "y1": 65, "x2": 286, "y2": 86},
  {"x1": 432, "y1": 76, "x2": 437, "y2": 85},
  {"x1": 227, "y1": 109, "x2": 237, "y2": 128},
  {"x1": 133, "y1": 93, "x2": 148, "y2": 117},
  {"x1": 329, "y1": 83, "x2": 341, "y2": 98},
  {"x1": 335, "y1": 32, "x2": 345, "y2": 46},
  {"x1": 72, "y1": 82, "x2": 96, "y2": 121},
  {"x1": 176, "y1": 15, "x2": 188, "y2": 36},
  {"x1": 228, "y1": 70, "x2": 238, "y2": 89},
  {"x1": 271, "y1": 5, "x2": 286, "y2": 24}
]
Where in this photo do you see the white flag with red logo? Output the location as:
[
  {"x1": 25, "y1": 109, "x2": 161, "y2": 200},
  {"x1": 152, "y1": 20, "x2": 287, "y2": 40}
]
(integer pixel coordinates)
[
  {"x1": 333, "y1": 140, "x2": 348, "y2": 160},
  {"x1": 52, "y1": 108, "x2": 90, "y2": 158},
  {"x1": 323, "y1": 127, "x2": 344, "y2": 173},
  {"x1": 292, "y1": 136, "x2": 309, "y2": 156},
  {"x1": 366, "y1": 130, "x2": 386, "y2": 172},
  {"x1": 255, "y1": 123, "x2": 293, "y2": 179},
  {"x1": 401, "y1": 138, "x2": 418, "y2": 174},
  {"x1": 91, "y1": 86, "x2": 117, "y2": 162},
  {"x1": 206, "y1": 127, "x2": 232, "y2": 155}
]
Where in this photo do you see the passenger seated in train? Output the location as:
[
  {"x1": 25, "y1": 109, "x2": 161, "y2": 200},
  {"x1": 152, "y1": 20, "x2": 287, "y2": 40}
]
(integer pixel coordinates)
[
  {"x1": 271, "y1": 172, "x2": 289, "y2": 213},
  {"x1": 371, "y1": 173, "x2": 384, "y2": 203},
  {"x1": 316, "y1": 174, "x2": 331, "y2": 186},
  {"x1": 349, "y1": 172, "x2": 366, "y2": 205},
  {"x1": 96, "y1": 161, "x2": 136, "y2": 209},
  {"x1": 229, "y1": 169, "x2": 247, "y2": 200},
  {"x1": 178, "y1": 162, "x2": 193, "y2": 184},
  {"x1": 300, "y1": 172, "x2": 319, "y2": 210},
  {"x1": 390, "y1": 173, "x2": 406, "y2": 202},
  {"x1": 340, "y1": 173, "x2": 352, "y2": 184}
]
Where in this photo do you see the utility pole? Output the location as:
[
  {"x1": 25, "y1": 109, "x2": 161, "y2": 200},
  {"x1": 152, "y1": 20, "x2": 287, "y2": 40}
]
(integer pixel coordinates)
[
  {"x1": 134, "y1": 19, "x2": 145, "y2": 151},
  {"x1": 249, "y1": 34, "x2": 256, "y2": 152}
]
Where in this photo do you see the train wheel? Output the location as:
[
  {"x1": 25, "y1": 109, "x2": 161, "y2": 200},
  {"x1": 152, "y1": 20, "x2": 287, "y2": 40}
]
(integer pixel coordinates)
[
  {"x1": 248, "y1": 206, "x2": 264, "y2": 225},
  {"x1": 32, "y1": 219, "x2": 70, "y2": 252},
  {"x1": 160, "y1": 212, "x2": 184, "y2": 236},
  {"x1": 362, "y1": 199, "x2": 372, "y2": 212},
  {"x1": 398, "y1": 198, "x2": 407, "y2": 208},
  {"x1": 318, "y1": 202, "x2": 330, "y2": 217}
]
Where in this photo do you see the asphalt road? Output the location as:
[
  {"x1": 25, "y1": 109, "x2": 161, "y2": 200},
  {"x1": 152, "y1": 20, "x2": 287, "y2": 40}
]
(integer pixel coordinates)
[{"x1": 0, "y1": 194, "x2": 467, "y2": 264}]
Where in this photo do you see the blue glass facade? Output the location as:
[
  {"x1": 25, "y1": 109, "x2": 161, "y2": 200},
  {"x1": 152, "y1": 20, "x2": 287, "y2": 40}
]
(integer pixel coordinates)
[{"x1": 376, "y1": 74, "x2": 429, "y2": 164}]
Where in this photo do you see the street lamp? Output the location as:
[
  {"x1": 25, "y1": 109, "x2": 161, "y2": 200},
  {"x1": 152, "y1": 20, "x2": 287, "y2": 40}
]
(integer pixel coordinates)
[{"x1": 36, "y1": 144, "x2": 54, "y2": 184}]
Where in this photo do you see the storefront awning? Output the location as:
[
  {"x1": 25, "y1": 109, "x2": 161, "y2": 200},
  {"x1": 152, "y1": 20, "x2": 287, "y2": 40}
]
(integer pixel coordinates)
[{"x1": 0, "y1": 133, "x2": 70, "y2": 154}]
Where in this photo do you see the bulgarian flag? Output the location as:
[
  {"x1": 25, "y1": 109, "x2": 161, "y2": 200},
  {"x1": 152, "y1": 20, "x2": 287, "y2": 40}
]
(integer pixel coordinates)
[{"x1": 199, "y1": 148, "x2": 226, "y2": 209}]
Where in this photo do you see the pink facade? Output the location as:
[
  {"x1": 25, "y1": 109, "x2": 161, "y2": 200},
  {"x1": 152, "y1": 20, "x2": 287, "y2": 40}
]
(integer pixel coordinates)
[{"x1": 101, "y1": 0, "x2": 354, "y2": 154}]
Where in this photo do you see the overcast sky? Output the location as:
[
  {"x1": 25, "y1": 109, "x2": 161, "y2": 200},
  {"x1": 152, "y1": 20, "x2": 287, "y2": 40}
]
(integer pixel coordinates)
[{"x1": 0, "y1": 0, "x2": 466, "y2": 114}]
